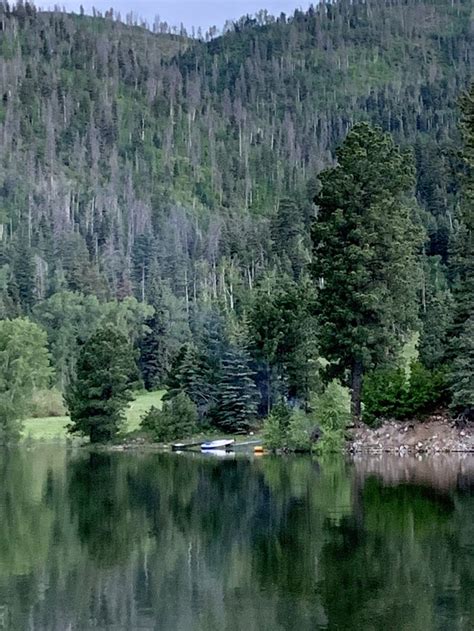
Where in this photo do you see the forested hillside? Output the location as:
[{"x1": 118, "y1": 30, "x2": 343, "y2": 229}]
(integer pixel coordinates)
[
  {"x1": 1, "y1": 0, "x2": 472, "y2": 306},
  {"x1": 0, "y1": 0, "x2": 473, "y2": 442}
]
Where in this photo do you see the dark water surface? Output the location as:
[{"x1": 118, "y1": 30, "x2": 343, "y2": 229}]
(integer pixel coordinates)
[{"x1": 0, "y1": 448, "x2": 473, "y2": 630}]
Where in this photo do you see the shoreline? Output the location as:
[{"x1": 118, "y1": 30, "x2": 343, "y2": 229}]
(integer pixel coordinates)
[{"x1": 348, "y1": 415, "x2": 474, "y2": 455}]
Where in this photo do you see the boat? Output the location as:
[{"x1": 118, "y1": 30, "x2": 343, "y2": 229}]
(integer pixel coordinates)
[{"x1": 201, "y1": 439, "x2": 235, "y2": 451}]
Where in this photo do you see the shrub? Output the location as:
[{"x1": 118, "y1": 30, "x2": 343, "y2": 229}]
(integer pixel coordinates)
[
  {"x1": 362, "y1": 367, "x2": 406, "y2": 426},
  {"x1": 312, "y1": 381, "x2": 351, "y2": 454},
  {"x1": 261, "y1": 403, "x2": 292, "y2": 448},
  {"x1": 404, "y1": 362, "x2": 447, "y2": 413},
  {"x1": 362, "y1": 361, "x2": 447, "y2": 425},
  {"x1": 29, "y1": 388, "x2": 66, "y2": 418},
  {"x1": 140, "y1": 392, "x2": 199, "y2": 442},
  {"x1": 286, "y1": 409, "x2": 314, "y2": 451},
  {"x1": 262, "y1": 404, "x2": 320, "y2": 452}
]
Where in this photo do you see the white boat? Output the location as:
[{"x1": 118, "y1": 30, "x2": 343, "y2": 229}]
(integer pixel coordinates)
[{"x1": 201, "y1": 439, "x2": 235, "y2": 451}]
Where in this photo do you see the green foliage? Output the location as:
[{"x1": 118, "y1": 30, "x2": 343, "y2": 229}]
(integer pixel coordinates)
[
  {"x1": 312, "y1": 381, "x2": 351, "y2": 455},
  {"x1": 32, "y1": 291, "x2": 103, "y2": 388},
  {"x1": 164, "y1": 344, "x2": 211, "y2": 415},
  {"x1": 263, "y1": 404, "x2": 315, "y2": 452},
  {"x1": 138, "y1": 282, "x2": 190, "y2": 390},
  {"x1": 449, "y1": 316, "x2": 474, "y2": 415},
  {"x1": 418, "y1": 256, "x2": 453, "y2": 368},
  {"x1": 32, "y1": 292, "x2": 153, "y2": 389},
  {"x1": 29, "y1": 388, "x2": 66, "y2": 418},
  {"x1": 0, "y1": 5, "x2": 472, "y2": 430},
  {"x1": 262, "y1": 409, "x2": 289, "y2": 451},
  {"x1": 362, "y1": 361, "x2": 447, "y2": 425},
  {"x1": 312, "y1": 123, "x2": 423, "y2": 418},
  {"x1": 271, "y1": 197, "x2": 309, "y2": 279},
  {"x1": 0, "y1": 317, "x2": 52, "y2": 442},
  {"x1": 140, "y1": 393, "x2": 199, "y2": 442},
  {"x1": 65, "y1": 325, "x2": 137, "y2": 443},
  {"x1": 263, "y1": 383, "x2": 349, "y2": 454},
  {"x1": 286, "y1": 409, "x2": 315, "y2": 452},
  {"x1": 248, "y1": 273, "x2": 319, "y2": 410},
  {"x1": 449, "y1": 86, "x2": 474, "y2": 415},
  {"x1": 214, "y1": 344, "x2": 258, "y2": 433}
]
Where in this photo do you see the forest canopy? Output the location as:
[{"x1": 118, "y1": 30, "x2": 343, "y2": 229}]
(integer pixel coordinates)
[{"x1": 0, "y1": 0, "x2": 473, "y2": 442}]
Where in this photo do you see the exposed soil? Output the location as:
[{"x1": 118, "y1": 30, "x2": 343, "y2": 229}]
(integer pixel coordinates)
[{"x1": 348, "y1": 412, "x2": 474, "y2": 454}]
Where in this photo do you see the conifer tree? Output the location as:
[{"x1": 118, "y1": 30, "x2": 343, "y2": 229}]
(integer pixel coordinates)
[
  {"x1": 215, "y1": 344, "x2": 258, "y2": 433},
  {"x1": 311, "y1": 123, "x2": 423, "y2": 421},
  {"x1": 449, "y1": 86, "x2": 474, "y2": 415},
  {"x1": 450, "y1": 316, "x2": 474, "y2": 418},
  {"x1": 164, "y1": 344, "x2": 213, "y2": 418},
  {"x1": 11, "y1": 238, "x2": 35, "y2": 312},
  {"x1": 65, "y1": 325, "x2": 136, "y2": 443},
  {"x1": 271, "y1": 197, "x2": 308, "y2": 279},
  {"x1": 139, "y1": 305, "x2": 168, "y2": 391}
]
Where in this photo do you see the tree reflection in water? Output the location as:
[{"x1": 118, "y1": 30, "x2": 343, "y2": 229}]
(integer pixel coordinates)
[{"x1": 0, "y1": 447, "x2": 472, "y2": 630}]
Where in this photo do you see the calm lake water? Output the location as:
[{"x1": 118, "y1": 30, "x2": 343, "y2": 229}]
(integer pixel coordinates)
[{"x1": 0, "y1": 447, "x2": 473, "y2": 630}]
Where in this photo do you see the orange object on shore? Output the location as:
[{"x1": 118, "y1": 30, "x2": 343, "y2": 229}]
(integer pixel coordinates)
[{"x1": 254, "y1": 445, "x2": 264, "y2": 454}]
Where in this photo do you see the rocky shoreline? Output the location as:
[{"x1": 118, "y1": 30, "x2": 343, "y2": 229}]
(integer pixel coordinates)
[{"x1": 348, "y1": 414, "x2": 474, "y2": 454}]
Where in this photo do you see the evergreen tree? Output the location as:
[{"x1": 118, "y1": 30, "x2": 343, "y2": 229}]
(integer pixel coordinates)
[
  {"x1": 271, "y1": 197, "x2": 308, "y2": 279},
  {"x1": 139, "y1": 307, "x2": 168, "y2": 391},
  {"x1": 140, "y1": 393, "x2": 199, "y2": 442},
  {"x1": 450, "y1": 316, "x2": 474, "y2": 418},
  {"x1": 418, "y1": 256, "x2": 453, "y2": 369},
  {"x1": 11, "y1": 238, "x2": 35, "y2": 312},
  {"x1": 247, "y1": 273, "x2": 318, "y2": 413},
  {"x1": 65, "y1": 325, "x2": 136, "y2": 443},
  {"x1": 164, "y1": 344, "x2": 213, "y2": 418},
  {"x1": 311, "y1": 123, "x2": 423, "y2": 420},
  {"x1": 215, "y1": 344, "x2": 258, "y2": 433},
  {"x1": 449, "y1": 86, "x2": 474, "y2": 415}
]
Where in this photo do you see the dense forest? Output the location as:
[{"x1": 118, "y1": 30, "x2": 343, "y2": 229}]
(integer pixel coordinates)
[{"x1": 0, "y1": 0, "x2": 473, "y2": 444}]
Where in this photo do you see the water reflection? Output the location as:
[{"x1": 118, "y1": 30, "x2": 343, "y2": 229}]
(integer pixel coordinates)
[{"x1": 0, "y1": 448, "x2": 472, "y2": 630}]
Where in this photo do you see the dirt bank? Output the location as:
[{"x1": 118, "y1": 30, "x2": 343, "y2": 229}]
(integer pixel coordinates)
[{"x1": 349, "y1": 413, "x2": 474, "y2": 454}]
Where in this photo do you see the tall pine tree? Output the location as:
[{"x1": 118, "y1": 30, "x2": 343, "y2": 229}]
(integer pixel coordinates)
[
  {"x1": 449, "y1": 86, "x2": 474, "y2": 416},
  {"x1": 311, "y1": 123, "x2": 423, "y2": 421}
]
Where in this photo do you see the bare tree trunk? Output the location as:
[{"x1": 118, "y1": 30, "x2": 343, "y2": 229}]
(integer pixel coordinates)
[{"x1": 351, "y1": 359, "x2": 363, "y2": 423}]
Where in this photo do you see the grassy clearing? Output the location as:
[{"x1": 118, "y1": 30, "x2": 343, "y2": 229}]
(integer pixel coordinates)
[
  {"x1": 22, "y1": 416, "x2": 71, "y2": 441},
  {"x1": 21, "y1": 390, "x2": 165, "y2": 442},
  {"x1": 125, "y1": 390, "x2": 165, "y2": 432}
]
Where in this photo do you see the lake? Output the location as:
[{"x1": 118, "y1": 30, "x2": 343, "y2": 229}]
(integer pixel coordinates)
[{"x1": 0, "y1": 447, "x2": 472, "y2": 630}]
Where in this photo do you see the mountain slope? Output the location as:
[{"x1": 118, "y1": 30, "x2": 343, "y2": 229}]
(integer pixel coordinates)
[{"x1": 0, "y1": 0, "x2": 473, "y2": 307}]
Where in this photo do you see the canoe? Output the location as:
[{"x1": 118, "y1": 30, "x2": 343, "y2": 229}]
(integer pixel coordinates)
[{"x1": 201, "y1": 439, "x2": 235, "y2": 451}]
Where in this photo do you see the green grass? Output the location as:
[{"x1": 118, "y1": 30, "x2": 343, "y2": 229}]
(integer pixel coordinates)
[
  {"x1": 126, "y1": 390, "x2": 165, "y2": 432},
  {"x1": 22, "y1": 416, "x2": 71, "y2": 441},
  {"x1": 21, "y1": 390, "x2": 165, "y2": 442}
]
